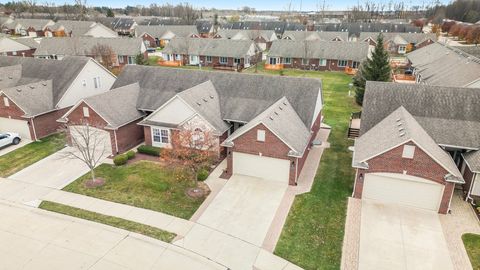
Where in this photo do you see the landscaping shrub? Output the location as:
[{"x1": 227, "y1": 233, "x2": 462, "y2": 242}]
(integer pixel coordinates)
[
  {"x1": 137, "y1": 145, "x2": 161, "y2": 156},
  {"x1": 126, "y1": 150, "x2": 136, "y2": 160},
  {"x1": 197, "y1": 169, "x2": 209, "y2": 181},
  {"x1": 113, "y1": 154, "x2": 128, "y2": 166}
]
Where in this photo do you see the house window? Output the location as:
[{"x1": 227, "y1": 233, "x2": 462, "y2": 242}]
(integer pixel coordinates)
[
  {"x1": 219, "y1": 57, "x2": 228, "y2": 64},
  {"x1": 257, "y1": 130, "x2": 266, "y2": 142},
  {"x1": 93, "y1": 77, "x2": 101, "y2": 89},
  {"x1": 127, "y1": 56, "x2": 135, "y2": 65},
  {"x1": 12, "y1": 51, "x2": 17, "y2": 56},
  {"x1": 352, "y1": 61, "x2": 360, "y2": 68},
  {"x1": 206, "y1": 56, "x2": 212, "y2": 63},
  {"x1": 319, "y1": 59, "x2": 327, "y2": 66},
  {"x1": 153, "y1": 128, "x2": 169, "y2": 144},
  {"x1": 269, "y1": 57, "x2": 278, "y2": 65},
  {"x1": 302, "y1": 58, "x2": 309, "y2": 65},
  {"x1": 175, "y1": 54, "x2": 182, "y2": 61},
  {"x1": 192, "y1": 128, "x2": 205, "y2": 145},
  {"x1": 3, "y1": 97, "x2": 9, "y2": 107},
  {"x1": 118, "y1": 56, "x2": 124, "y2": 64},
  {"x1": 283, "y1": 57, "x2": 291, "y2": 64},
  {"x1": 338, "y1": 60, "x2": 348, "y2": 67},
  {"x1": 83, "y1": 107, "x2": 89, "y2": 117},
  {"x1": 398, "y1": 45, "x2": 407, "y2": 54},
  {"x1": 402, "y1": 145, "x2": 415, "y2": 159},
  {"x1": 234, "y1": 58, "x2": 241, "y2": 65}
]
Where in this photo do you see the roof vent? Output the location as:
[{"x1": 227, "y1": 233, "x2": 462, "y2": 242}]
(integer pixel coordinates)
[
  {"x1": 202, "y1": 98, "x2": 208, "y2": 103},
  {"x1": 8, "y1": 76, "x2": 12, "y2": 79},
  {"x1": 196, "y1": 102, "x2": 201, "y2": 106},
  {"x1": 16, "y1": 88, "x2": 22, "y2": 92},
  {"x1": 279, "y1": 106, "x2": 283, "y2": 110},
  {"x1": 399, "y1": 132, "x2": 406, "y2": 137},
  {"x1": 274, "y1": 111, "x2": 279, "y2": 115},
  {"x1": 42, "y1": 82, "x2": 47, "y2": 86},
  {"x1": 209, "y1": 95, "x2": 214, "y2": 99},
  {"x1": 269, "y1": 116, "x2": 274, "y2": 120},
  {"x1": 282, "y1": 101, "x2": 287, "y2": 106}
]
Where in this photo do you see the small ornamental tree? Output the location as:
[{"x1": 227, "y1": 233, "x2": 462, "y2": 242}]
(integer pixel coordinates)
[
  {"x1": 89, "y1": 44, "x2": 115, "y2": 69},
  {"x1": 162, "y1": 123, "x2": 217, "y2": 196},
  {"x1": 353, "y1": 33, "x2": 391, "y2": 105}
]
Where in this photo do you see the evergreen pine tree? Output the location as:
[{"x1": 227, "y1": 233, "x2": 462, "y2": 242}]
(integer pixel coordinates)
[{"x1": 354, "y1": 34, "x2": 391, "y2": 105}]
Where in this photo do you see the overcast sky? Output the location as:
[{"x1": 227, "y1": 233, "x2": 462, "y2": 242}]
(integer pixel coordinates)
[{"x1": 33, "y1": 0, "x2": 450, "y2": 11}]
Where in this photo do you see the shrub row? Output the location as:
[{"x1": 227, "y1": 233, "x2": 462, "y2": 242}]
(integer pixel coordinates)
[
  {"x1": 137, "y1": 145, "x2": 161, "y2": 156},
  {"x1": 113, "y1": 150, "x2": 136, "y2": 166}
]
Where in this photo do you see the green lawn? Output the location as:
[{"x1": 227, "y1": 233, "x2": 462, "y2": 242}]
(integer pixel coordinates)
[
  {"x1": 463, "y1": 233, "x2": 480, "y2": 269},
  {"x1": 39, "y1": 201, "x2": 176, "y2": 242},
  {"x1": 63, "y1": 161, "x2": 205, "y2": 220},
  {"x1": 246, "y1": 64, "x2": 358, "y2": 269},
  {"x1": 0, "y1": 133, "x2": 65, "y2": 177}
]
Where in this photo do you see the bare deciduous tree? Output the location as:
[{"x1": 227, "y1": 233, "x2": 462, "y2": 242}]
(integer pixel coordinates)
[
  {"x1": 88, "y1": 44, "x2": 115, "y2": 69},
  {"x1": 23, "y1": 0, "x2": 37, "y2": 17},
  {"x1": 61, "y1": 122, "x2": 109, "y2": 185}
]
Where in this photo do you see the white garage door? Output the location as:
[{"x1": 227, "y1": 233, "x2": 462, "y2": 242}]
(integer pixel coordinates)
[
  {"x1": 0, "y1": 117, "x2": 32, "y2": 140},
  {"x1": 232, "y1": 152, "x2": 290, "y2": 183},
  {"x1": 363, "y1": 173, "x2": 444, "y2": 211},
  {"x1": 69, "y1": 125, "x2": 112, "y2": 156}
]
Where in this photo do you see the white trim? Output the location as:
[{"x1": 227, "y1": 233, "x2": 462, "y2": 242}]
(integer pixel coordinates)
[
  {"x1": 462, "y1": 153, "x2": 480, "y2": 174},
  {"x1": 439, "y1": 143, "x2": 479, "y2": 151},
  {"x1": 60, "y1": 99, "x2": 114, "y2": 127},
  {"x1": 113, "y1": 129, "x2": 119, "y2": 153},
  {"x1": 30, "y1": 117, "x2": 38, "y2": 141}
]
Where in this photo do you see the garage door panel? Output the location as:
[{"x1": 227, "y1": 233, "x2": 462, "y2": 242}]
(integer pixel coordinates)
[
  {"x1": 0, "y1": 117, "x2": 32, "y2": 140},
  {"x1": 69, "y1": 125, "x2": 112, "y2": 156},
  {"x1": 363, "y1": 173, "x2": 443, "y2": 211},
  {"x1": 233, "y1": 152, "x2": 290, "y2": 183}
]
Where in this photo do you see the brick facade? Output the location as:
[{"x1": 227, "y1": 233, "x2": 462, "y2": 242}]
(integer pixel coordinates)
[
  {"x1": 353, "y1": 142, "x2": 455, "y2": 214},
  {"x1": 4, "y1": 48, "x2": 36, "y2": 57},
  {"x1": 64, "y1": 102, "x2": 144, "y2": 155},
  {"x1": 462, "y1": 163, "x2": 476, "y2": 196},
  {"x1": 280, "y1": 58, "x2": 358, "y2": 71},
  {"x1": 141, "y1": 33, "x2": 157, "y2": 48}
]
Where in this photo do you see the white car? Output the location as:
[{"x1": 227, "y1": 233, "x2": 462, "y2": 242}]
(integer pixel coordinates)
[{"x1": 0, "y1": 133, "x2": 21, "y2": 148}]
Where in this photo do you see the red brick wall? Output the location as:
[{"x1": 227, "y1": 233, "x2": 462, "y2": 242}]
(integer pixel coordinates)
[
  {"x1": 218, "y1": 130, "x2": 229, "y2": 157},
  {"x1": 114, "y1": 119, "x2": 144, "y2": 153},
  {"x1": 462, "y1": 163, "x2": 475, "y2": 195},
  {"x1": 144, "y1": 126, "x2": 152, "y2": 146},
  {"x1": 416, "y1": 39, "x2": 434, "y2": 49},
  {"x1": 141, "y1": 33, "x2": 156, "y2": 47},
  {"x1": 33, "y1": 107, "x2": 70, "y2": 139},
  {"x1": 353, "y1": 142, "x2": 454, "y2": 214},
  {"x1": 282, "y1": 58, "x2": 356, "y2": 71},
  {"x1": 5, "y1": 49, "x2": 36, "y2": 57},
  {"x1": 0, "y1": 93, "x2": 35, "y2": 139}
]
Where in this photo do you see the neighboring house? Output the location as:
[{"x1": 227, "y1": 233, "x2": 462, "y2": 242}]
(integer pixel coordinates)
[
  {"x1": 134, "y1": 25, "x2": 199, "y2": 48},
  {"x1": 0, "y1": 56, "x2": 116, "y2": 141},
  {"x1": 214, "y1": 29, "x2": 278, "y2": 50},
  {"x1": 454, "y1": 46, "x2": 480, "y2": 59},
  {"x1": 96, "y1": 17, "x2": 137, "y2": 36},
  {"x1": 44, "y1": 20, "x2": 118, "y2": 38},
  {"x1": 2, "y1": 19, "x2": 54, "y2": 37},
  {"x1": 282, "y1": 30, "x2": 349, "y2": 42},
  {"x1": 267, "y1": 39, "x2": 369, "y2": 70},
  {"x1": 359, "y1": 32, "x2": 436, "y2": 54},
  {"x1": 406, "y1": 43, "x2": 480, "y2": 87},
  {"x1": 196, "y1": 20, "x2": 213, "y2": 37},
  {"x1": 161, "y1": 37, "x2": 260, "y2": 70},
  {"x1": 78, "y1": 65, "x2": 323, "y2": 185},
  {"x1": 33, "y1": 37, "x2": 147, "y2": 67},
  {"x1": 352, "y1": 81, "x2": 480, "y2": 214},
  {"x1": 59, "y1": 83, "x2": 145, "y2": 155},
  {"x1": 0, "y1": 37, "x2": 38, "y2": 57}
]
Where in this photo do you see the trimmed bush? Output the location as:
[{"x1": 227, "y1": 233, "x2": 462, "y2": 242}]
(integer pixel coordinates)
[
  {"x1": 197, "y1": 169, "x2": 209, "y2": 181},
  {"x1": 113, "y1": 154, "x2": 128, "y2": 166},
  {"x1": 138, "y1": 145, "x2": 161, "y2": 157},
  {"x1": 126, "y1": 150, "x2": 136, "y2": 160}
]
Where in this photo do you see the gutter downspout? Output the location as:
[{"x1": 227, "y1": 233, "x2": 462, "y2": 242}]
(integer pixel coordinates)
[
  {"x1": 447, "y1": 183, "x2": 456, "y2": 214},
  {"x1": 113, "y1": 129, "x2": 119, "y2": 155},
  {"x1": 30, "y1": 117, "x2": 38, "y2": 141},
  {"x1": 466, "y1": 173, "x2": 477, "y2": 204},
  {"x1": 295, "y1": 157, "x2": 299, "y2": 185},
  {"x1": 352, "y1": 169, "x2": 358, "y2": 197}
]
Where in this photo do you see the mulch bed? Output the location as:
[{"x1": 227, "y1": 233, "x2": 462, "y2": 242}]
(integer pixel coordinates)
[
  {"x1": 127, "y1": 153, "x2": 162, "y2": 164},
  {"x1": 85, "y1": 178, "x2": 106, "y2": 188},
  {"x1": 186, "y1": 182, "x2": 211, "y2": 198}
]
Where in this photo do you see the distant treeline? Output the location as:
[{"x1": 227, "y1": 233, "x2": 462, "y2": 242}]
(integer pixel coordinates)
[{"x1": 426, "y1": 0, "x2": 480, "y2": 24}]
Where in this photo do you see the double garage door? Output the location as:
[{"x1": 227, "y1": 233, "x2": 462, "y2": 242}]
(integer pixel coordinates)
[
  {"x1": 363, "y1": 173, "x2": 444, "y2": 212},
  {"x1": 232, "y1": 152, "x2": 290, "y2": 183},
  {"x1": 69, "y1": 125, "x2": 113, "y2": 156},
  {"x1": 0, "y1": 117, "x2": 32, "y2": 140}
]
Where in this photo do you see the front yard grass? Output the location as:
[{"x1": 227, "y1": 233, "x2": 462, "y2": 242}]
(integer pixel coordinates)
[
  {"x1": 249, "y1": 66, "x2": 358, "y2": 269},
  {"x1": 39, "y1": 201, "x2": 176, "y2": 242},
  {"x1": 463, "y1": 233, "x2": 480, "y2": 269},
  {"x1": 63, "y1": 161, "x2": 205, "y2": 220},
  {"x1": 0, "y1": 133, "x2": 65, "y2": 177}
]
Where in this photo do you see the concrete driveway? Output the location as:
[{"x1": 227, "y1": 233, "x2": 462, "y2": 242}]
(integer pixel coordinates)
[
  {"x1": 0, "y1": 139, "x2": 32, "y2": 157},
  {"x1": 196, "y1": 174, "x2": 287, "y2": 246},
  {"x1": 8, "y1": 147, "x2": 107, "y2": 189},
  {"x1": 359, "y1": 200, "x2": 453, "y2": 270},
  {"x1": 0, "y1": 200, "x2": 226, "y2": 270}
]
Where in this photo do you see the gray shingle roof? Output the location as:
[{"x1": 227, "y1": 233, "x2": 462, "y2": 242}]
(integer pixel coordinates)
[
  {"x1": 354, "y1": 106, "x2": 463, "y2": 180},
  {"x1": 216, "y1": 29, "x2": 277, "y2": 41},
  {"x1": 34, "y1": 37, "x2": 144, "y2": 57},
  {"x1": 0, "y1": 56, "x2": 90, "y2": 108},
  {"x1": 463, "y1": 150, "x2": 480, "y2": 173},
  {"x1": 135, "y1": 25, "x2": 198, "y2": 38},
  {"x1": 83, "y1": 83, "x2": 144, "y2": 128},
  {"x1": 177, "y1": 80, "x2": 230, "y2": 133},
  {"x1": 268, "y1": 39, "x2": 369, "y2": 61},
  {"x1": 13, "y1": 37, "x2": 39, "y2": 49},
  {"x1": 223, "y1": 96, "x2": 311, "y2": 156},
  {"x1": 361, "y1": 81, "x2": 480, "y2": 149},
  {"x1": 407, "y1": 43, "x2": 480, "y2": 87},
  {"x1": 48, "y1": 20, "x2": 96, "y2": 36},
  {"x1": 282, "y1": 30, "x2": 349, "y2": 41},
  {"x1": 5, "y1": 19, "x2": 52, "y2": 30},
  {"x1": 359, "y1": 32, "x2": 436, "y2": 44},
  {"x1": 162, "y1": 37, "x2": 255, "y2": 58},
  {"x1": 113, "y1": 65, "x2": 322, "y2": 128},
  {"x1": 1, "y1": 80, "x2": 53, "y2": 117}
]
